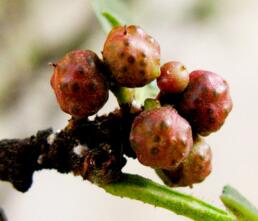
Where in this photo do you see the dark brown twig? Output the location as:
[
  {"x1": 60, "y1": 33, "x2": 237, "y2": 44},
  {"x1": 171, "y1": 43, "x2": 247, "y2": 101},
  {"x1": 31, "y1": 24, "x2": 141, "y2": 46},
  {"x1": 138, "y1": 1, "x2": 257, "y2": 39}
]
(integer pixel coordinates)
[{"x1": 0, "y1": 108, "x2": 138, "y2": 192}]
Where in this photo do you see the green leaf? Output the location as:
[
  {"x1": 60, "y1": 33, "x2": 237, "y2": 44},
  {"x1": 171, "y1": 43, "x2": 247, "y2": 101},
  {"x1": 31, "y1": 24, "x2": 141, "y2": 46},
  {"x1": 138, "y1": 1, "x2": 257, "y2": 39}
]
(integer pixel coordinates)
[
  {"x1": 102, "y1": 12, "x2": 122, "y2": 27},
  {"x1": 90, "y1": 0, "x2": 127, "y2": 33},
  {"x1": 101, "y1": 173, "x2": 235, "y2": 221},
  {"x1": 221, "y1": 185, "x2": 258, "y2": 221}
]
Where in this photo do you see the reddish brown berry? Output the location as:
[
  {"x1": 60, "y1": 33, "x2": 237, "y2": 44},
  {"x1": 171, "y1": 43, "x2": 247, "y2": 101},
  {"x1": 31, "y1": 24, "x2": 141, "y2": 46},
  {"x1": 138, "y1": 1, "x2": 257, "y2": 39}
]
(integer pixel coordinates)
[
  {"x1": 103, "y1": 25, "x2": 160, "y2": 87},
  {"x1": 130, "y1": 106, "x2": 193, "y2": 170},
  {"x1": 156, "y1": 136, "x2": 212, "y2": 187},
  {"x1": 50, "y1": 50, "x2": 108, "y2": 118},
  {"x1": 178, "y1": 70, "x2": 233, "y2": 136},
  {"x1": 157, "y1": 61, "x2": 189, "y2": 94},
  {"x1": 180, "y1": 136, "x2": 212, "y2": 185}
]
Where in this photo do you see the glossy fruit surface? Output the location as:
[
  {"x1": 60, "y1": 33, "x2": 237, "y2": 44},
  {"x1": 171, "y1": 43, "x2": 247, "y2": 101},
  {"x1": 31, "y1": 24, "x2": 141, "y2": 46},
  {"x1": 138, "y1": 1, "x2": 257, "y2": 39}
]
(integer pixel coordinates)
[
  {"x1": 178, "y1": 70, "x2": 233, "y2": 135},
  {"x1": 157, "y1": 61, "x2": 189, "y2": 94},
  {"x1": 51, "y1": 50, "x2": 108, "y2": 117},
  {"x1": 103, "y1": 25, "x2": 160, "y2": 87},
  {"x1": 130, "y1": 106, "x2": 193, "y2": 169},
  {"x1": 157, "y1": 136, "x2": 212, "y2": 187}
]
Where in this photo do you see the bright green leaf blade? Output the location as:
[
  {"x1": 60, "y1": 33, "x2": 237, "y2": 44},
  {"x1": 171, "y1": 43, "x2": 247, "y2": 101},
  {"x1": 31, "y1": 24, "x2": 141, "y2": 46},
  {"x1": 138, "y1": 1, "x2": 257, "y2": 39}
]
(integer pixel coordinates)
[
  {"x1": 101, "y1": 173, "x2": 235, "y2": 221},
  {"x1": 221, "y1": 185, "x2": 258, "y2": 221}
]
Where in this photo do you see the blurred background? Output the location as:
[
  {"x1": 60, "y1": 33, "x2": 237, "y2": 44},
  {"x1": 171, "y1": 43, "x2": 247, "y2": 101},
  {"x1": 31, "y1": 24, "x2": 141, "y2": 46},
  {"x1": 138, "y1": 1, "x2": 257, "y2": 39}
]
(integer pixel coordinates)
[{"x1": 0, "y1": 0, "x2": 258, "y2": 220}]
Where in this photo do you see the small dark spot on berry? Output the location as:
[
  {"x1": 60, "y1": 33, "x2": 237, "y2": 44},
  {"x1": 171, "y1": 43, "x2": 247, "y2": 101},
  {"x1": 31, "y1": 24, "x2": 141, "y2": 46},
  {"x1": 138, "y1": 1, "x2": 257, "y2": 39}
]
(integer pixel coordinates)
[
  {"x1": 150, "y1": 147, "x2": 159, "y2": 155},
  {"x1": 121, "y1": 66, "x2": 128, "y2": 73},
  {"x1": 141, "y1": 52, "x2": 146, "y2": 58},
  {"x1": 71, "y1": 82, "x2": 80, "y2": 92},
  {"x1": 120, "y1": 52, "x2": 125, "y2": 58},
  {"x1": 194, "y1": 98, "x2": 202, "y2": 105},
  {"x1": 153, "y1": 135, "x2": 161, "y2": 142},
  {"x1": 198, "y1": 165, "x2": 204, "y2": 170},
  {"x1": 124, "y1": 39, "x2": 130, "y2": 46},
  {"x1": 207, "y1": 108, "x2": 214, "y2": 115},
  {"x1": 129, "y1": 75, "x2": 134, "y2": 81},
  {"x1": 88, "y1": 82, "x2": 97, "y2": 92},
  {"x1": 160, "y1": 121, "x2": 168, "y2": 130},
  {"x1": 77, "y1": 66, "x2": 84, "y2": 75},
  {"x1": 139, "y1": 60, "x2": 146, "y2": 67},
  {"x1": 128, "y1": 56, "x2": 135, "y2": 64},
  {"x1": 171, "y1": 160, "x2": 177, "y2": 166},
  {"x1": 140, "y1": 70, "x2": 145, "y2": 75},
  {"x1": 123, "y1": 26, "x2": 127, "y2": 35}
]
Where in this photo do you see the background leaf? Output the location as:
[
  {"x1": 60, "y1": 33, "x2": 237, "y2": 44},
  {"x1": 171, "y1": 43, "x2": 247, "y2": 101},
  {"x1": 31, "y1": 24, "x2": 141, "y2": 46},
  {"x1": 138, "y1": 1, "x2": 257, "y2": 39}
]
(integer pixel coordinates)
[
  {"x1": 90, "y1": 0, "x2": 129, "y2": 33},
  {"x1": 221, "y1": 185, "x2": 258, "y2": 221}
]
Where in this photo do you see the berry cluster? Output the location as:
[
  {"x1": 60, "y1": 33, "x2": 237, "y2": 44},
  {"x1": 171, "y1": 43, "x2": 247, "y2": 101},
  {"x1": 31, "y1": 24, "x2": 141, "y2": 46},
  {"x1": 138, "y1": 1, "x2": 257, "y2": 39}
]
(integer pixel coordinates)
[{"x1": 50, "y1": 25, "x2": 232, "y2": 187}]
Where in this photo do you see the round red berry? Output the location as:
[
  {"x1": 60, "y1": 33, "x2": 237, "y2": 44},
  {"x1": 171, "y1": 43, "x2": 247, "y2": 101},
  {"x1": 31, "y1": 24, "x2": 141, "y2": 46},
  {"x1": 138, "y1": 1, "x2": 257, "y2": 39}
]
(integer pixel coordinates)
[
  {"x1": 103, "y1": 25, "x2": 160, "y2": 87},
  {"x1": 50, "y1": 50, "x2": 108, "y2": 118},
  {"x1": 178, "y1": 70, "x2": 233, "y2": 136},
  {"x1": 156, "y1": 136, "x2": 212, "y2": 187},
  {"x1": 130, "y1": 106, "x2": 193, "y2": 170},
  {"x1": 157, "y1": 61, "x2": 189, "y2": 94}
]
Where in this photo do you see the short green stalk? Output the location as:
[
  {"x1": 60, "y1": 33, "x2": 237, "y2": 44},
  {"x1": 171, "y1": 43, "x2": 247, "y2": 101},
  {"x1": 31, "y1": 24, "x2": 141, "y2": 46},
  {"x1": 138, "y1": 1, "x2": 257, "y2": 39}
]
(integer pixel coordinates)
[
  {"x1": 112, "y1": 86, "x2": 135, "y2": 105},
  {"x1": 144, "y1": 98, "x2": 161, "y2": 110}
]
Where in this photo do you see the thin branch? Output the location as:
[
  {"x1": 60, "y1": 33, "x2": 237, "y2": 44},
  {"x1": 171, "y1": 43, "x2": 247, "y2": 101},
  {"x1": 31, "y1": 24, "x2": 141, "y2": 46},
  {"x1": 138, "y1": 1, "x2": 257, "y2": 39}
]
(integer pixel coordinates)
[{"x1": 0, "y1": 109, "x2": 137, "y2": 192}]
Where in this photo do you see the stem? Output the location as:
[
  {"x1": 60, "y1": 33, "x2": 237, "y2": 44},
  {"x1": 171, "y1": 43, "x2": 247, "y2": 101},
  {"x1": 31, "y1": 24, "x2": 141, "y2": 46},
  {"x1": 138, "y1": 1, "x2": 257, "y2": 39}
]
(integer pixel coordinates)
[
  {"x1": 101, "y1": 173, "x2": 235, "y2": 221},
  {"x1": 112, "y1": 86, "x2": 135, "y2": 105},
  {"x1": 221, "y1": 185, "x2": 258, "y2": 221},
  {"x1": 144, "y1": 98, "x2": 161, "y2": 110}
]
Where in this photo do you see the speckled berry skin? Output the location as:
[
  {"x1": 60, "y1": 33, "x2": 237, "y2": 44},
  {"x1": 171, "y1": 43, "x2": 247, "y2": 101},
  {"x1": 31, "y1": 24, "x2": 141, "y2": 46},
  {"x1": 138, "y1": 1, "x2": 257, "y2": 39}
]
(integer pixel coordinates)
[
  {"x1": 103, "y1": 25, "x2": 160, "y2": 87},
  {"x1": 130, "y1": 106, "x2": 193, "y2": 170},
  {"x1": 178, "y1": 70, "x2": 233, "y2": 136},
  {"x1": 181, "y1": 136, "x2": 212, "y2": 185},
  {"x1": 51, "y1": 50, "x2": 109, "y2": 118},
  {"x1": 156, "y1": 136, "x2": 212, "y2": 187},
  {"x1": 157, "y1": 61, "x2": 189, "y2": 94}
]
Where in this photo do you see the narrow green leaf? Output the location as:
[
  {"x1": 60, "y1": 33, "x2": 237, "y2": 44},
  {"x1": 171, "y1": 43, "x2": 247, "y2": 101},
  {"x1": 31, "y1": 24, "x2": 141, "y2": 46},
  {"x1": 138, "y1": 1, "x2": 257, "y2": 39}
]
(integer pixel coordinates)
[
  {"x1": 102, "y1": 12, "x2": 123, "y2": 27},
  {"x1": 221, "y1": 185, "x2": 258, "y2": 221},
  {"x1": 90, "y1": 0, "x2": 127, "y2": 33},
  {"x1": 101, "y1": 173, "x2": 235, "y2": 221}
]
